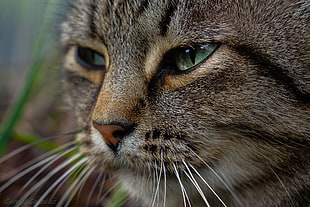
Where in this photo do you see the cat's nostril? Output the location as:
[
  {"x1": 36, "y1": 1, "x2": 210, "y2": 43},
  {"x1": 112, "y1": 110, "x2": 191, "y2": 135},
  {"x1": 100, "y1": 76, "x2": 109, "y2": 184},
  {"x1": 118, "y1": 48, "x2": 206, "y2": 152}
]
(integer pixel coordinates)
[
  {"x1": 113, "y1": 130, "x2": 126, "y2": 138},
  {"x1": 92, "y1": 122, "x2": 126, "y2": 151}
]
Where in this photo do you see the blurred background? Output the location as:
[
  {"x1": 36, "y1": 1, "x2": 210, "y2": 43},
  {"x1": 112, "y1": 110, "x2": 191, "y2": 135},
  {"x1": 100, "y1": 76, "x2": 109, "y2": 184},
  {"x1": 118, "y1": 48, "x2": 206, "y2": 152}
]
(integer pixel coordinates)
[
  {"x1": 0, "y1": 0, "x2": 98, "y2": 206},
  {"x1": 0, "y1": 1, "x2": 129, "y2": 206},
  {"x1": 0, "y1": 1, "x2": 131, "y2": 206},
  {"x1": 0, "y1": 0, "x2": 74, "y2": 137}
]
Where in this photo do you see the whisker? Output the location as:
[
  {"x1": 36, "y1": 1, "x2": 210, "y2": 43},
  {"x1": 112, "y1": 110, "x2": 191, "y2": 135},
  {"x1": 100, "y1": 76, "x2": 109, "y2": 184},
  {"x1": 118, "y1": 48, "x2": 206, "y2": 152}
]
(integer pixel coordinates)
[
  {"x1": 189, "y1": 163, "x2": 227, "y2": 207},
  {"x1": 151, "y1": 160, "x2": 163, "y2": 207},
  {"x1": 95, "y1": 172, "x2": 107, "y2": 205},
  {"x1": 61, "y1": 166, "x2": 96, "y2": 207},
  {"x1": 20, "y1": 146, "x2": 78, "y2": 201},
  {"x1": 97, "y1": 178, "x2": 121, "y2": 204},
  {"x1": 151, "y1": 165, "x2": 157, "y2": 203},
  {"x1": 0, "y1": 131, "x2": 80, "y2": 163},
  {"x1": 271, "y1": 168, "x2": 293, "y2": 206},
  {"x1": 0, "y1": 143, "x2": 78, "y2": 192},
  {"x1": 151, "y1": 160, "x2": 158, "y2": 207},
  {"x1": 173, "y1": 163, "x2": 192, "y2": 207},
  {"x1": 161, "y1": 151, "x2": 167, "y2": 207},
  {"x1": 163, "y1": 165, "x2": 167, "y2": 207},
  {"x1": 75, "y1": 165, "x2": 104, "y2": 202},
  {"x1": 182, "y1": 160, "x2": 211, "y2": 207},
  {"x1": 188, "y1": 148, "x2": 242, "y2": 206},
  {"x1": 49, "y1": 160, "x2": 85, "y2": 200},
  {"x1": 85, "y1": 170, "x2": 105, "y2": 206},
  {"x1": 0, "y1": 140, "x2": 77, "y2": 181},
  {"x1": 16, "y1": 153, "x2": 83, "y2": 206},
  {"x1": 217, "y1": 169, "x2": 244, "y2": 206},
  {"x1": 21, "y1": 143, "x2": 78, "y2": 190},
  {"x1": 33, "y1": 156, "x2": 87, "y2": 207},
  {"x1": 55, "y1": 165, "x2": 91, "y2": 207}
]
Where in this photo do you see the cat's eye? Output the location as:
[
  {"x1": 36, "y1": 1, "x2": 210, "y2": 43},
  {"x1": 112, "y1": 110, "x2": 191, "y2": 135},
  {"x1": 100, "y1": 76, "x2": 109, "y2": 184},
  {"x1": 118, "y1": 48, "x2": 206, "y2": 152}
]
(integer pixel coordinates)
[
  {"x1": 173, "y1": 43, "x2": 218, "y2": 71},
  {"x1": 76, "y1": 47, "x2": 106, "y2": 70}
]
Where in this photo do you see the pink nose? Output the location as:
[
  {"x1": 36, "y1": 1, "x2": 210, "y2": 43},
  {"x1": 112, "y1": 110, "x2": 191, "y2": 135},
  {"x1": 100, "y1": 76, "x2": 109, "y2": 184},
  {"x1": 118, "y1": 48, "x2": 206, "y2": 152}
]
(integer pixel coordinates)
[{"x1": 93, "y1": 123, "x2": 126, "y2": 150}]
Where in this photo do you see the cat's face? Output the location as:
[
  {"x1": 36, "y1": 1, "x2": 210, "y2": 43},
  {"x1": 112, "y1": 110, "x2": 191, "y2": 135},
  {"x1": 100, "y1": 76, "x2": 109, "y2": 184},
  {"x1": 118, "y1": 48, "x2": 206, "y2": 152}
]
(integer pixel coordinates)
[{"x1": 61, "y1": 0, "x2": 309, "y2": 206}]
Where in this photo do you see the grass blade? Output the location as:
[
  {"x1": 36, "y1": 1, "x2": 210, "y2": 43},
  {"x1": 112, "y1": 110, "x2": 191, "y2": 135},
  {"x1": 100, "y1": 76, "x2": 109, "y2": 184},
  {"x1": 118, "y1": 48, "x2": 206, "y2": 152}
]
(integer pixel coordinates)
[{"x1": 0, "y1": 0, "x2": 57, "y2": 155}]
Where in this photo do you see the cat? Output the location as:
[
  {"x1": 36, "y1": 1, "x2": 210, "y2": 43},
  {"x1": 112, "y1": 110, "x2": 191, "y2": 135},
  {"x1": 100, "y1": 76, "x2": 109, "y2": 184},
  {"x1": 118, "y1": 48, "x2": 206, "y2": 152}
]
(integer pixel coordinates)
[
  {"x1": 60, "y1": 0, "x2": 310, "y2": 206},
  {"x1": 1, "y1": 0, "x2": 309, "y2": 206}
]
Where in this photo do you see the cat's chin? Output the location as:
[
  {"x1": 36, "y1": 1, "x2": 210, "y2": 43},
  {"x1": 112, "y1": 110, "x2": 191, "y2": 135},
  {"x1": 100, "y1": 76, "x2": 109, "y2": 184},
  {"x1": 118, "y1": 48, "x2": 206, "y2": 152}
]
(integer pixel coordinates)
[{"x1": 116, "y1": 165, "x2": 231, "y2": 207}]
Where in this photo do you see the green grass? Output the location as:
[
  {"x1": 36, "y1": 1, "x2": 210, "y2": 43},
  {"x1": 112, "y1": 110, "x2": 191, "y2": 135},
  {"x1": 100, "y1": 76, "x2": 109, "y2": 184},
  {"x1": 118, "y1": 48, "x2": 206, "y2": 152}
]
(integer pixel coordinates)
[
  {"x1": 109, "y1": 185, "x2": 129, "y2": 207},
  {"x1": 0, "y1": 0, "x2": 56, "y2": 155}
]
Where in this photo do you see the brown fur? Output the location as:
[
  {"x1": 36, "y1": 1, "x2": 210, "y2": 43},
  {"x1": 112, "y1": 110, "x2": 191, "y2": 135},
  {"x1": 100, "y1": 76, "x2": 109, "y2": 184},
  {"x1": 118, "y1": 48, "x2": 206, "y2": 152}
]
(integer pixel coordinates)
[{"x1": 61, "y1": 0, "x2": 309, "y2": 206}]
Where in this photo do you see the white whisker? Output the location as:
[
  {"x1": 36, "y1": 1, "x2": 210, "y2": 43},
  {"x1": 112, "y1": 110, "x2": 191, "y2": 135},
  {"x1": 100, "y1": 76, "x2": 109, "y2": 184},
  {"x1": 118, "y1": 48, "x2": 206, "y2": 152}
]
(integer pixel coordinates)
[
  {"x1": 188, "y1": 148, "x2": 242, "y2": 206},
  {"x1": 21, "y1": 144, "x2": 78, "y2": 190},
  {"x1": 157, "y1": 159, "x2": 164, "y2": 207},
  {"x1": 151, "y1": 160, "x2": 161, "y2": 207},
  {"x1": 0, "y1": 144, "x2": 77, "y2": 193},
  {"x1": 173, "y1": 163, "x2": 192, "y2": 207},
  {"x1": 62, "y1": 166, "x2": 96, "y2": 207},
  {"x1": 97, "y1": 178, "x2": 122, "y2": 204},
  {"x1": 271, "y1": 168, "x2": 293, "y2": 206},
  {"x1": 161, "y1": 151, "x2": 167, "y2": 207},
  {"x1": 151, "y1": 165, "x2": 157, "y2": 201},
  {"x1": 95, "y1": 172, "x2": 107, "y2": 205},
  {"x1": 33, "y1": 157, "x2": 87, "y2": 207},
  {"x1": 85, "y1": 170, "x2": 104, "y2": 206},
  {"x1": 75, "y1": 171, "x2": 93, "y2": 201},
  {"x1": 49, "y1": 155, "x2": 88, "y2": 200},
  {"x1": 0, "y1": 141, "x2": 76, "y2": 181},
  {"x1": 182, "y1": 160, "x2": 211, "y2": 207},
  {"x1": 189, "y1": 163, "x2": 227, "y2": 207},
  {"x1": 16, "y1": 153, "x2": 83, "y2": 206},
  {"x1": 55, "y1": 165, "x2": 91, "y2": 207},
  {"x1": 0, "y1": 131, "x2": 79, "y2": 164}
]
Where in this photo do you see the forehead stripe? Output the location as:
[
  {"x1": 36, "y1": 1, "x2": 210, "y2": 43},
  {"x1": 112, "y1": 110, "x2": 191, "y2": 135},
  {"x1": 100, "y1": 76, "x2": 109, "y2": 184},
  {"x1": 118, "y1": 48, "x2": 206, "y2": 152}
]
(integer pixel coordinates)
[{"x1": 159, "y1": 1, "x2": 179, "y2": 36}]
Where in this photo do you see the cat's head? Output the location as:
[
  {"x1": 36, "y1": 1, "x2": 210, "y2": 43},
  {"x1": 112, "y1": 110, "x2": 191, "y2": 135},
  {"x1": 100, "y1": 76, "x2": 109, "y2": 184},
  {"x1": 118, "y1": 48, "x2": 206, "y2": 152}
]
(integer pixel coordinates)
[{"x1": 61, "y1": 0, "x2": 309, "y2": 206}]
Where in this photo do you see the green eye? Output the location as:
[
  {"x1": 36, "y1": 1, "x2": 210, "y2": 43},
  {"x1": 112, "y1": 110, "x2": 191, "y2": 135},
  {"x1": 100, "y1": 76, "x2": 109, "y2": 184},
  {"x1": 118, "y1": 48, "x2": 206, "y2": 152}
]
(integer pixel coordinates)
[
  {"x1": 76, "y1": 47, "x2": 106, "y2": 70},
  {"x1": 174, "y1": 43, "x2": 218, "y2": 71}
]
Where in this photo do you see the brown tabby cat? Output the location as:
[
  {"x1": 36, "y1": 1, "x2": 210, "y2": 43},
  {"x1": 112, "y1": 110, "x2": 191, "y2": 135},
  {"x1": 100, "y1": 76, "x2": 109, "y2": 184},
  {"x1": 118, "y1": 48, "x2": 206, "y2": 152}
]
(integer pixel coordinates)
[
  {"x1": 2, "y1": 0, "x2": 306, "y2": 206},
  {"x1": 60, "y1": 0, "x2": 310, "y2": 206}
]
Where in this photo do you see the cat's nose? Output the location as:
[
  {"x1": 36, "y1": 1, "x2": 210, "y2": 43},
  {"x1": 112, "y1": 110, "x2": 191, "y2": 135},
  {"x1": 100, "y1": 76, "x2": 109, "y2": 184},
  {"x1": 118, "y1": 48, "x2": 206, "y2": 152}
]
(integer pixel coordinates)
[{"x1": 92, "y1": 123, "x2": 126, "y2": 151}]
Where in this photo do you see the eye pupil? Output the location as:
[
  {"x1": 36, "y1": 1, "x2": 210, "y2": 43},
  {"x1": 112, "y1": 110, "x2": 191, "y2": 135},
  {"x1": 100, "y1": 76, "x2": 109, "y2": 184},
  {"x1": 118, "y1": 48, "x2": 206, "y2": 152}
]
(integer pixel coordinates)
[
  {"x1": 186, "y1": 49, "x2": 196, "y2": 65},
  {"x1": 76, "y1": 47, "x2": 105, "y2": 70}
]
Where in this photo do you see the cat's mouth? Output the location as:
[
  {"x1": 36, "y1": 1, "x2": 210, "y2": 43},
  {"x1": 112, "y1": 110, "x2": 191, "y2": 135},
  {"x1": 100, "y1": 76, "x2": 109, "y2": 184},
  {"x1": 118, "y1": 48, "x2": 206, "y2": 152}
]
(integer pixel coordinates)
[
  {"x1": 77, "y1": 126, "x2": 220, "y2": 177},
  {"x1": 79, "y1": 141, "x2": 212, "y2": 179}
]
